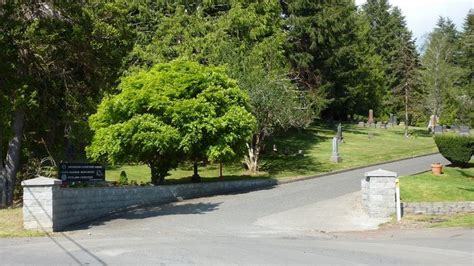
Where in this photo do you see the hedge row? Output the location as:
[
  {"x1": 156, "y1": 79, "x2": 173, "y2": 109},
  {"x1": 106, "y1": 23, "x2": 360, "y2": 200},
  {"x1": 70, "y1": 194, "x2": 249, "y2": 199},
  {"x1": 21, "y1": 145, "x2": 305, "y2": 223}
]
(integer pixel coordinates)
[{"x1": 434, "y1": 135, "x2": 474, "y2": 166}]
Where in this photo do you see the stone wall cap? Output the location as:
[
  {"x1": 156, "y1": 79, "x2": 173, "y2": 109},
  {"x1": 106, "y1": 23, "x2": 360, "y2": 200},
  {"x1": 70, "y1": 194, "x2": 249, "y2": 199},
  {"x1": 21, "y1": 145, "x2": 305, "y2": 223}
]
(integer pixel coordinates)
[
  {"x1": 364, "y1": 168, "x2": 397, "y2": 177},
  {"x1": 21, "y1": 176, "x2": 62, "y2": 186}
]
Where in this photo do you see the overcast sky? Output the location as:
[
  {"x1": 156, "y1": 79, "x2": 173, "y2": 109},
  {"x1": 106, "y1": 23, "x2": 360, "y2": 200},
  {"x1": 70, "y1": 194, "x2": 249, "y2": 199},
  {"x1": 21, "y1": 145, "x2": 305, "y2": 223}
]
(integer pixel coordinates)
[{"x1": 355, "y1": 0, "x2": 473, "y2": 47}]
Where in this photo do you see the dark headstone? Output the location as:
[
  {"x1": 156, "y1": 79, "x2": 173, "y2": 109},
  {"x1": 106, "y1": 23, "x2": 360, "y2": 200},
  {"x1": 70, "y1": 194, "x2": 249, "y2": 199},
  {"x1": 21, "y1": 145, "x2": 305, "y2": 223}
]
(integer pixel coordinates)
[
  {"x1": 433, "y1": 125, "x2": 443, "y2": 135},
  {"x1": 389, "y1": 114, "x2": 397, "y2": 126}
]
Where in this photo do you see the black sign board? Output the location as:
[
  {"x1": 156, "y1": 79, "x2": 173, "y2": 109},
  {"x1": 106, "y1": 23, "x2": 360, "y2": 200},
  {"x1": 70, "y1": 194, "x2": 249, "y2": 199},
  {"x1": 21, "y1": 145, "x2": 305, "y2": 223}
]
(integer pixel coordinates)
[{"x1": 59, "y1": 163, "x2": 105, "y2": 182}]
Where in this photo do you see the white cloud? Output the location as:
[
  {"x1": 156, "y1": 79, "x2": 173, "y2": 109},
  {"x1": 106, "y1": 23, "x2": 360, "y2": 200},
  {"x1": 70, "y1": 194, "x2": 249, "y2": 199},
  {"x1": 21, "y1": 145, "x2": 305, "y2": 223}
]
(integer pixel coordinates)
[{"x1": 355, "y1": 0, "x2": 473, "y2": 47}]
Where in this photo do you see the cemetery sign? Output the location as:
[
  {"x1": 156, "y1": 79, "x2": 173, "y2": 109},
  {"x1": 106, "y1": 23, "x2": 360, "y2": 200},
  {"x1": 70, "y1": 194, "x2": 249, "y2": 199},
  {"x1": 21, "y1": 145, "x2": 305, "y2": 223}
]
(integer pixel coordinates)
[{"x1": 59, "y1": 163, "x2": 105, "y2": 182}]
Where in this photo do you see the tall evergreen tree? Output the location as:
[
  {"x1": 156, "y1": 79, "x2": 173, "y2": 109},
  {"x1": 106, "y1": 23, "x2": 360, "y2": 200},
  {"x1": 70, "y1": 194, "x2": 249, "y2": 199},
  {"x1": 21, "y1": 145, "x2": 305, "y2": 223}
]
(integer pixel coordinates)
[
  {"x1": 0, "y1": 2, "x2": 133, "y2": 207},
  {"x1": 362, "y1": 1, "x2": 417, "y2": 118},
  {"x1": 392, "y1": 31, "x2": 420, "y2": 135},
  {"x1": 286, "y1": 0, "x2": 383, "y2": 120}
]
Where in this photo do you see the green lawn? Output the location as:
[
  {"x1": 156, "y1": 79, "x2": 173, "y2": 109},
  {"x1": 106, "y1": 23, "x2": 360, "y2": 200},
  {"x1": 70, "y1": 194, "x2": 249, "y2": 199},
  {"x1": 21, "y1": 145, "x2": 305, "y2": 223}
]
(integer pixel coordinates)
[
  {"x1": 400, "y1": 166, "x2": 474, "y2": 202},
  {"x1": 107, "y1": 123, "x2": 437, "y2": 183},
  {"x1": 0, "y1": 208, "x2": 47, "y2": 238}
]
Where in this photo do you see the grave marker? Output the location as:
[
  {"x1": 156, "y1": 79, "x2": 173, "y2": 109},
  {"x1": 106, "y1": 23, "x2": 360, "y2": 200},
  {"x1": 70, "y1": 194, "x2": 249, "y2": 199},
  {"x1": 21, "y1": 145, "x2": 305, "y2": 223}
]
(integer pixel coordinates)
[
  {"x1": 433, "y1": 125, "x2": 443, "y2": 135},
  {"x1": 368, "y1": 109, "x2": 374, "y2": 125},
  {"x1": 337, "y1": 123, "x2": 343, "y2": 143},
  {"x1": 459, "y1": 125, "x2": 470, "y2": 136},
  {"x1": 330, "y1": 137, "x2": 342, "y2": 163}
]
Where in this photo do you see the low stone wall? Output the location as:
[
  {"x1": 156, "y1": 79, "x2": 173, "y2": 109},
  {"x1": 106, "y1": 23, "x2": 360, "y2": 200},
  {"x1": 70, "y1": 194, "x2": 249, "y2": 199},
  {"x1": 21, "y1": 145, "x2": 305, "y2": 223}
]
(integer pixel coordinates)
[
  {"x1": 402, "y1": 201, "x2": 474, "y2": 215},
  {"x1": 23, "y1": 177, "x2": 277, "y2": 232}
]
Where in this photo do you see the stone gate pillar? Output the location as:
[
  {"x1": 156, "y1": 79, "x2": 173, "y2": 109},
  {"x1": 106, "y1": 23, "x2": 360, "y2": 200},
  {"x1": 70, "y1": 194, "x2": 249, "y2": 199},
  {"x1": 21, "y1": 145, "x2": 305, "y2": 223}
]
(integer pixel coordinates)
[
  {"x1": 361, "y1": 169, "x2": 397, "y2": 218},
  {"x1": 22, "y1": 177, "x2": 62, "y2": 232}
]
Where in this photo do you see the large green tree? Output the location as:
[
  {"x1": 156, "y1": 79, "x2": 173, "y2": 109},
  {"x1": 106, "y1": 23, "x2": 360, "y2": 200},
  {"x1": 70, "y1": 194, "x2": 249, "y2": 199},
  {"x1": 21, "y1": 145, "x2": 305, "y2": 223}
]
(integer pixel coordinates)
[
  {"x1": 361, "y1": 1, "x2": 418, "y2": 118},
  {"x1": 420, "y1": 17, "x2": 465, "y2": 124},
  {"x1": 285, "y1": 0, "x2": 384, "y2": 120},
  {"x1": 87, "y1": 61, "x2": 256, "y2": 184},
  {"x1": 120, "y1": 1, "x2": 313, "y2": 173},
  {"x1": 0, "y1": 2, "x2": 132, "y2": 207}
]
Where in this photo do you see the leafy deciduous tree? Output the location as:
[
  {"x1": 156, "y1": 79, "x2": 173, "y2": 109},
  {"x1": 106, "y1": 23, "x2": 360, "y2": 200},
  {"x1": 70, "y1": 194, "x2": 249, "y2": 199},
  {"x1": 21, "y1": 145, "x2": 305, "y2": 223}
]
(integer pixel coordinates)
[{"x1": 87, "y1": 61, "x2": 256, "y2": 184}]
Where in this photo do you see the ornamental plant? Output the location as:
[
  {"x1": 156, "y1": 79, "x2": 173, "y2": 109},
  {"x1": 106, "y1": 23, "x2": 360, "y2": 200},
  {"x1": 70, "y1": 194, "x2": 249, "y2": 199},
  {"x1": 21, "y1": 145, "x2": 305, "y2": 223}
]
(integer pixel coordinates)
[
  {"x1": 87, "y1": 61, "x2": 256, "y2": 184},
  {"x1": 434, "y1": 135, "x2": 474, "y2": 167}
]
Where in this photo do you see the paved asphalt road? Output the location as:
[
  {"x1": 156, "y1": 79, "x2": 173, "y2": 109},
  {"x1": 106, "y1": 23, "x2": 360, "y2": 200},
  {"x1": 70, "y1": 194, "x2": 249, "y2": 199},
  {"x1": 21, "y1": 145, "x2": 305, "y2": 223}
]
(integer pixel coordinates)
[{"x1": 1, "y1": 154, "x2": 473, "y2": 265}]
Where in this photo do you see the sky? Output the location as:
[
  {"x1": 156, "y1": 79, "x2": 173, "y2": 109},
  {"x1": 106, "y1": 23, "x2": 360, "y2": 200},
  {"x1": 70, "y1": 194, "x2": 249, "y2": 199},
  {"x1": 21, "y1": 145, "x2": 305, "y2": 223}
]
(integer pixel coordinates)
[{"x1": 355, "y1": 0, "x2": 473, "y2": 47}]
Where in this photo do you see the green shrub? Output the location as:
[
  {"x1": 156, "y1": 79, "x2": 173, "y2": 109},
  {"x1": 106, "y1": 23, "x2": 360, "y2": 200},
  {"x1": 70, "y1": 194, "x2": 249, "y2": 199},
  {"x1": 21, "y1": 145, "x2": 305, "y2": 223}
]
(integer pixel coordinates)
[
  {"x1": 119, "y1": 170, "x2": 128, "y2": 185},
  {"x1": 434, "y1": 135, "x2": 474, "y2": 166}
]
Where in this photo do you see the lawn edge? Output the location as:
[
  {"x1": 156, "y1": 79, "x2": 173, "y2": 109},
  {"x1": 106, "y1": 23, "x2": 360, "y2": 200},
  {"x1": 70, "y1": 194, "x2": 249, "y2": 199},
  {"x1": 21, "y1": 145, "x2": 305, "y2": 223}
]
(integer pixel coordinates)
[{"x1": 276, "y1": 152, "x2": 441, "y2": 185}]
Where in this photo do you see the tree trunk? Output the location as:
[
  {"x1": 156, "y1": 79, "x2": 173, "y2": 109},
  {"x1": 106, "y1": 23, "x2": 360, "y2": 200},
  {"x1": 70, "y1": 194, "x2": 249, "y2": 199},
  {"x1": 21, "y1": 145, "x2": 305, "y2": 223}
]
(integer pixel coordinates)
[
  {"x1": 191, "y1": 161, "x2": 201, "y2": 183},
  {"x1": 219, "y1": 162, "x2": 223, "y2": 179},
  {"x1": 4, "y1": 109, "x2": 25, "y2": 206},
  {"x1": 0, "y1": 169, "x2": 6, "y2": 208},
  {"x1": 404, "y1": 84, "x2": 409, "y2": 137},
  {"x1": 0, "y1": 135, "x2": 6, "y2": 208},
  {"x1": 244, "y1": 133, "x2": 263, "y2": 174},
  {"x1": 149, "y1": 161, "x2": 164, "y2": 185}
]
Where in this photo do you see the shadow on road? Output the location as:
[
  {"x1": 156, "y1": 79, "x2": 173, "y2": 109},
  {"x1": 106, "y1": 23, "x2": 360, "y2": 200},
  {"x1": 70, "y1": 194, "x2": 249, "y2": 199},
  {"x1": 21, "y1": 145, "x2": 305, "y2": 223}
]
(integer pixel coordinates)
[{"x1": 69, "y1": 201, "x2": 222, "y2": 231}]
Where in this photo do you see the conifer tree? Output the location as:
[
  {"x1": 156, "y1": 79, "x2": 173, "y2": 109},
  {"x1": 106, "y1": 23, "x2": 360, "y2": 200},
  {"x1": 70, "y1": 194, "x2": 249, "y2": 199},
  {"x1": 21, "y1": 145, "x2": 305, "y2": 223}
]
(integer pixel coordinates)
[{"x1": 286, "y1": 0, "x2": 383, "y2": 120}]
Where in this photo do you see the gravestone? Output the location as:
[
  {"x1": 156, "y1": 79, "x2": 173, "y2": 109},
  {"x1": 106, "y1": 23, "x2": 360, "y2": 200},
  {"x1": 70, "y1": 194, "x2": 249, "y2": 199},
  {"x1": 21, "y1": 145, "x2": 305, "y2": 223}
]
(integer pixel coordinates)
[
  {"x1": 273, "y1": 144, "x2": 278, "y2": 154},
  {"x1": 368, "y1": 109, "x2": 374, "y2": 125},
  {"x1": 459, "y1": 125, "x2": 470, "y2": 136},
  {"x1": 330, "y1": 137, "x2": 342, "y2": 163},
  {"x1": 433, "y1": 125, "x2": 443, "y2": 134},
  {"x1": 376, "y1": 121, "x2": 382, "y2": 128},
  {"x1": 358, "y1": 121, "x2": 365, "y2": 127},
  {"x1": 337, "y1": 123, "x2": 343, "y2": 143},
  {"x1": 368, "y1": 132, "x2": 374, "y2": 139},
  {"x1": 389, "y1": 114, "x2": 397, "y2": 126},
  {"x1": 399, "y1": 121, "x2": 405, "y2": 127}
]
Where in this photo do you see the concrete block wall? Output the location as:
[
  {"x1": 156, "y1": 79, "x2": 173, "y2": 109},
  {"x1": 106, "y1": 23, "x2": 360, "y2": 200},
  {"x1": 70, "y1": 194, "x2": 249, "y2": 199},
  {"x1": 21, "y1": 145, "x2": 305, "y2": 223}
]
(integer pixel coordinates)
[
  {"x1": 361, "y1": 169, "x2": 397, "y2": 218},
  {"x1": 402, "y1": 201, "x2": 474, "y2": 215},
  {"x1": 23, "y1": 177, "x2": 276, "y2": 232}
]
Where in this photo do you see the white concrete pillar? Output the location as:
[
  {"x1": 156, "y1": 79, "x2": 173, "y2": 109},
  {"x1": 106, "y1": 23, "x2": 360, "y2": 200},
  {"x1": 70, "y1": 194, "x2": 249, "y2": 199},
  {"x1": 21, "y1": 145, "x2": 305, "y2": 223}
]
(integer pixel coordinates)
[{"x1": 22, "y1": 177, "x2": 62, "y2": 232}]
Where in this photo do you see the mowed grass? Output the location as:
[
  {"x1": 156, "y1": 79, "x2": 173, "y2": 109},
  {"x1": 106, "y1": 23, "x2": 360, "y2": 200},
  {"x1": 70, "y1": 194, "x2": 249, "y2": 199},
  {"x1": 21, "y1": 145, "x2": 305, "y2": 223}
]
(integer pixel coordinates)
[
  {"x1": 0, "y1": 208, "x2": 47, "y2": 238},
  {"x1": 107, "y1": 124, "x2": 438, "y2": 183},
  {"x1": 400, "y1": 166, "x2": 474, "y2": 202}
]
